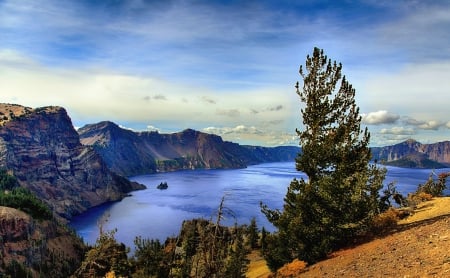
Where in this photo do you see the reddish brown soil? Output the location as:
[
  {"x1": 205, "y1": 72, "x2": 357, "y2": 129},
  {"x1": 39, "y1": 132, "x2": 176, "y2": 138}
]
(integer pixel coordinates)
[
  {"x1": 247, "y1": 197, "x2": 450, "y2": 278},
  {"x1": 301, "y1": 197, "x2": 450, "y2": 277}
]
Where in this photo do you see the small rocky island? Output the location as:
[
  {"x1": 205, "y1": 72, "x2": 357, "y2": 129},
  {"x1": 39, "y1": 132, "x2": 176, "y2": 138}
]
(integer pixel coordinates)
[{"x1": 157, "y1": 181, "x2": 168, "y2": 190}]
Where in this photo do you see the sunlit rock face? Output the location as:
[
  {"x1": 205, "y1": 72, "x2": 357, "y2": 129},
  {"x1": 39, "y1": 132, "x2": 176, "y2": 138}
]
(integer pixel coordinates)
[{"x1": 0, "y1": 104, "x2": 144, "y2": 219}]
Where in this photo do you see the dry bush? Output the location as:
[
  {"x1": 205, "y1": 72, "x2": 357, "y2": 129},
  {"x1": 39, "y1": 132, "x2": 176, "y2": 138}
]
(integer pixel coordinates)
[
  {"x1": 408, "y1": 192, "x2": 433, "y2": 207},
  {"x1": 370, "y1": 208, "x2": 400, "y2": 234},
  {"x1": 275, "y1": 259, "x2": 307, "y2": 277}
]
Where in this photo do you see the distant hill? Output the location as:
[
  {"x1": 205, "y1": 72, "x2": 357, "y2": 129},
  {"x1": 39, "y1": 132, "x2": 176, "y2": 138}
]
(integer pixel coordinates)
[
  {"x1": 0, "y1": 103, "x2": 144, "y2": 219},
  {"x1": 78, "y1": 121, "x2": 301, "y2": 176},
  {"x1": 371, "y1": 139, "x2": 450, "y2": 168}
]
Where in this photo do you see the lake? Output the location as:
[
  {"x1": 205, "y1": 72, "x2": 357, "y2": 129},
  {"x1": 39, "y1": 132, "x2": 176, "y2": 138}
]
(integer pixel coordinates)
[{"x1": 70, "y1": 162, "x2": 450, "y2": 248}]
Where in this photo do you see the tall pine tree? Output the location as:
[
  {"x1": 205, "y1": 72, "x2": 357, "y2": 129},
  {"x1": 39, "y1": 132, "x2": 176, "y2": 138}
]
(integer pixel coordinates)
[{"x1": 262, "y1": 47, "x2": 386, "y2": 267}]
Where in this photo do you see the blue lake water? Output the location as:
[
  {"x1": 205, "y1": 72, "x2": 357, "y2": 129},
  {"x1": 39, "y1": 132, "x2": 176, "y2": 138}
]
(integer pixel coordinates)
[{"x1": 70, "y1": 162, "x2": 450, "y2": 248}]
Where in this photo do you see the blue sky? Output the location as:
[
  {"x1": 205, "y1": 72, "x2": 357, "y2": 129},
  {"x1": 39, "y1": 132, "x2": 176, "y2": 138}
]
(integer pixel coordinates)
[{"x1": 1, "y1": 0, "x2": 449, "y2": 147}]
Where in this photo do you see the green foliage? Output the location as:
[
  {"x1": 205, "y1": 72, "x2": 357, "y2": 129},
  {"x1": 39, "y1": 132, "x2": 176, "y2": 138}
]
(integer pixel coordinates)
[
  {"x1": 224, "y1": 226, "x2": 249, "y2": 278},
  {"x1": 0, "y1": 168, "x2": 19, "y2": 191},
  {"x1": 132, "y1": 237, "x2": 170, "y2": 277},
  {"x1": 260, "y1": 226, "x2": 268, "y2": 253},
  {"x1": 74, "y1": 197, "x2": 251, "y2": 277},
  {"x1": 261, "y1": 232, "x2": 295, "y2": 272},
  {"x1": 0, "y1": 169, "x2": 52, "y2": 220},
  {"x1": 74, "y1": 229, "x2": 131, "y2": 278},
  {"x1": 183, "y1": 197, "x2": 249, "y2": 277},
  {"x1": 416, "y1": 171, "x2": 450, "y2": 197},
  {"x1": 0, "y1": 187, "x2": 53, "y2": 220},
  {"x1": 262, "y1": 47, "x2": 387, "y2": 266},
  {"x1": 247, "y1": 217, "x2": 259, "y2": 249}
]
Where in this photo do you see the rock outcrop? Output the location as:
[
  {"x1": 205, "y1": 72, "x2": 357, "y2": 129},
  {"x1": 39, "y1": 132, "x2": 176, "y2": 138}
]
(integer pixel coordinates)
[
  {"x1": 371, "y1": 139, "x2": 450, "y2": 168},
  {"x1": 0, "y1": 104, "x2": 145, "y2": 219},
  {"x1": 78, "y1": 121, "x2": 301, "y2": 176},
  {"x1": 0, "y1": 206, "x2": 86, "y2": 277}
]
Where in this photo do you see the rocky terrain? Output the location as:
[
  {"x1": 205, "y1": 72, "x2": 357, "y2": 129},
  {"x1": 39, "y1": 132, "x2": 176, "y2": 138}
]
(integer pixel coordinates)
[
  {"x1": 0, "y1": 206, "x2": 86, "y2": 277},
  {"x1": 372, "y1": 139, "x2": 450, "y2": 168},
  {"x1": 0, "y1": 103, "x2": 144, "y2": 219},
  {"x1": 78, "y1": 121, "x2": 300, "y2": 176}
]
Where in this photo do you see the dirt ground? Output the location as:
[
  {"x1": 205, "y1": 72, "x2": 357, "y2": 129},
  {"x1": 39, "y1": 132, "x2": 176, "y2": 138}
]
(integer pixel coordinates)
[{"x1": 246, "y1": 197, "x2": 450, "y2": 278}]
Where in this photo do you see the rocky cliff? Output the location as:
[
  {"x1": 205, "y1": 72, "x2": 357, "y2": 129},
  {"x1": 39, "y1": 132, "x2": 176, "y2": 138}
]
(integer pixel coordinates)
[
  {"x1": 0, "y1": 104, "x2": 144, "y2": 219},
  {"x1": 371, "y1": 139, "x2": 450, "y2": 168},
  {"x1": 78, "y1": 121, "x2": 300, "y2": 176}
]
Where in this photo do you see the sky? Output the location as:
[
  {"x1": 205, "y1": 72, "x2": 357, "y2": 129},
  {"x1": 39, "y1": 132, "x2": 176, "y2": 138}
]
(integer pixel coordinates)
[{"x1": 1, "y1": 0, "x2": 449, "y2": 147}]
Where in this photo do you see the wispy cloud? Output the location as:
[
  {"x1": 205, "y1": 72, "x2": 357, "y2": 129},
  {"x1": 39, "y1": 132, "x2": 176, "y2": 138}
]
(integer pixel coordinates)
[
  {"x1": 380, "y1": 127, "x2": 415, "y2": 136},
  {"x1": 203, "y1": 125, "x2": 296, "y2": 146},
  {"x1": 216, "y1": 109, "x2": 240, "y2": 118},
  {"x1": 268, "y1": 105, "x2": 284, "y2": 112},
  {"x1": 201, "y1": 96, "x2": 216, "y2": 104}
]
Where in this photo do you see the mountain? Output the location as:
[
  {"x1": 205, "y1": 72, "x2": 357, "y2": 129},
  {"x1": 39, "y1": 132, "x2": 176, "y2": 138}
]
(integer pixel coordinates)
[
  {"x1": 78, "y1": 121, "x2": 300, "y2": 176},
  {"x1": 371, "y1": 139, "x2": 450, "y2": 168},
  {"x1": 0, "y1": 104, "x2": 145, "y2": 219}
]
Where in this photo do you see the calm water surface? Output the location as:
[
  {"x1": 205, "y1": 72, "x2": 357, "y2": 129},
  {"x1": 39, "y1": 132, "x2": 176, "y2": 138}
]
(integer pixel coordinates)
[{"x1": 70, "y1": 162, "x2": 450, "y2": 247}]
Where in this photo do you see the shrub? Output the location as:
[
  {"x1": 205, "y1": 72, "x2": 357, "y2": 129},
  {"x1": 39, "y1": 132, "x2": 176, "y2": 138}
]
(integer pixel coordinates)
[
  {"x1": 275, "y1": 259, "x2": 307, "y2": 277},
  {"x1": 416, "y1": 172, "x2": 450, "y2": 197},
  {"x1": 407, "y1": 192, "x2": 433, "y2": 208},
  {"x1": 370, "y1": 208, "x2": 399, "y2": 234},
  {"x1": 0, "y1": 168, "x2": 19, "y2": 191}
]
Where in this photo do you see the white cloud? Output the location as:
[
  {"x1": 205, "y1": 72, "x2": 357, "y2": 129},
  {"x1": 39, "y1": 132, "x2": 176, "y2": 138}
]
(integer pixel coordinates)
[
  {"x1": 146, "y1": 125, "x2": 161, "y2": 133},
  {"x1": 118, "y1": 125, "x2": 136, "y2": 132},
  {"x1": 446, "y1": 122, "x2": 450, "y2": 129},
  {"x1": 203, "y1": 125, "x2": 263, "y2": 135},
  {"x1": 417, "y1": 120, "x2": 444, "y2": 130},
  {"x1": 380, "y1": 127, "x2": 415, "y2": 136},
  {"x1": 203, "y1": 125, "x2": 297, "y2": 146},
  {"x1": 361, "y1": 110, "x2": 399, "y2": 125},
  {"x1": 0, "y1": 52, "x2": 296, "y2": 140},
  {"x1": 403, "y1": 117, "x2": 445, "y2": 130}
]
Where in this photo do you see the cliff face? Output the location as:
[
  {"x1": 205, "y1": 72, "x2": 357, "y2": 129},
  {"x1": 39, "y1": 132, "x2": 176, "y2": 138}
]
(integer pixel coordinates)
[
  {"x1": 78, "y1": 122, "x2": 301, "y2": 176},
  {"x1": 77, "y1": 121, "x2": 158, "y2": 176},
  {"x1": 371, "y1": 139, "x2": 450, "y2": 168},
  {"x1": 0, "y1": 104, "x2": 144, "y2": 218},
  {"x1": 0, "y1": 206, "x2": 85, "y2": 277}
]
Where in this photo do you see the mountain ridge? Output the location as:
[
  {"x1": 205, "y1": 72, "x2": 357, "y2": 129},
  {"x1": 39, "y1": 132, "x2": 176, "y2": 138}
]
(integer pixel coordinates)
[
  {"x1": 78, "y1": 121, "x2": 300, "y2": 176},
  {"x1": 371, "y1": 139, "x2": 450, "y2": 168}
]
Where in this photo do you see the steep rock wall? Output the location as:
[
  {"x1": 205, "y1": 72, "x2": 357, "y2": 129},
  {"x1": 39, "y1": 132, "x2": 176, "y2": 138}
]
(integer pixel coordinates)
[{"x1": 0, "y1": 104, "x2": 144, "y2": 218}]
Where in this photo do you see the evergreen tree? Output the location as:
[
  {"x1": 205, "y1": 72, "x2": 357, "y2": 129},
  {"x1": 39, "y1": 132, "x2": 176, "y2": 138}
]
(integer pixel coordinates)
[
  {"x1": 260, "y1": 226, "x2": 268, "y2": 253},
  {"x1": 247, "y1": 217, "x2": 259, "y2": 249},
  {"x1": 132, "y1": 237, "x2": 169, "y2": 277},
  {"x1": 74, "y1": 229, "x2": 130, "y2": 277},
  {"x1": 262, "y1": 47, "x2": 386, "y2": 266}
]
